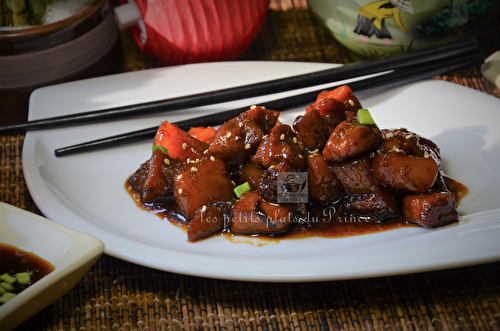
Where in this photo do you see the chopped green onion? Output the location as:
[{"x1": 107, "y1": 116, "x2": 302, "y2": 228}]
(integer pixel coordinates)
[
  {"x1": 234, "y1": 182, "x2": 251, "y2": 198},
  {"x1": 0, "y1": 282, "x2": 14, "y2": 292},
  {"x1": 152, "y1": 145, "x2": 169, "y2": 156},
  {"x1": 357, "y1": 108, "x2": 376, "y2": 125},
  {"x1": 0, "y1": 287, "x2": 6, "y2": 295},
  {"x1": 16, "y1": 272, "x2": 31, "y2": 285},
  {"x1": 0, "y1": 273, "x2": 17, "y2": 284},
  {"x1": 0, "y1": 292, "x2": 17, "y2": 304}
]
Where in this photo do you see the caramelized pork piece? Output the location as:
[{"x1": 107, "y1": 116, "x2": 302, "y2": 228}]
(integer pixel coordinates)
[
  {"x1": 154, "y1": 121, "x2": 208, "y2": 162},
  {"x1": 373, "y1": 129, "x2": 440, "y2": 193},
  {"x1": 187, "y1": 202, "x2": 232, "y2": 242},
  {"x1": 379, "y1": 129, "x2": 440, "y2": 160},
  {"x1": 307, "y1": 154, "x2": 343, "y2": 205},
  {"x1": 252, "y1": 121, "x2": 306, "y2": 171},
  {"x1": 332, "y1": 157, "x2": 398, "y2": 220},
  {"x1": 207, "y1": 106, "x2": 279, "y2": 169},
  {"x1": 231, "y1": 191, "x2": 296, "y2": 235},
  {"x1": 257, "y1": 162, "x2": 294, "y2": 203},
  {"x1": 402, "y1": 191, "x2": 458, "y2": 228},
  {"x1": 129, "y1": 158, "x2": 151, "y2": 192},
  {"x1": 292, "y1": 108, "x2": 329, "y2": 152},
  {"x1": 373, "y1": 152, "x2": 439, "y2": 193},
  {"x1": 323, "y1": 119, "x2": 382, "y2": 163},
  {"x1": 233, "y1": 162, "x2": 265, "y2": 190},
  {"x1": 172, "y1": 156, "x2": 235, "y2": 219},
  {"x1": 141, "y1": 149, "x2": 174, "y2": 202}
]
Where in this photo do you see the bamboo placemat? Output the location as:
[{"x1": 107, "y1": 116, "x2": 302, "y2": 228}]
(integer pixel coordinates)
[{"x1": 2, "y1": 1, "x2": 500, "y2": 330}]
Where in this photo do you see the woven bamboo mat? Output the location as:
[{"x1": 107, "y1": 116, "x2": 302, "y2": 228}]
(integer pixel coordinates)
[{"x1": 2, "y1": 1, "x2": 500, "y2": 330}]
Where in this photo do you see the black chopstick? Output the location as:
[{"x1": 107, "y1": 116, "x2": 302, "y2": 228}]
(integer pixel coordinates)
[
  {"x1": 1, "y1": 38, "x2": 480, "y2": 134},
  {"x1": 54, "y1": 50, "x2": 484, "y2": 157}
]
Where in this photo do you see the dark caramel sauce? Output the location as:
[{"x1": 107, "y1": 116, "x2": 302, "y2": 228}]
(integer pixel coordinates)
[
  {"x1": 0, "y1": 243, "x2": 55, "y2": 303},
  {"x1": 126, "y1": 181, "x2": 429, "y2": 243}
]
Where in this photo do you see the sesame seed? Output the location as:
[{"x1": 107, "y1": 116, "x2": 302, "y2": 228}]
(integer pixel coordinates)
[
  {"x1": 182, "y1": 143, "x2": 187, "y2": 150},
  {"x1": 164, "y1": 159, "x2": 170, "y2": 165},
  {"x1": 186, "y1": 158, "x2": 191, "y2": 164},
  {"x1": 280, "y1": 134, "x2": 285, "y2": 141},
  {"x1": 405, "y1": 133, "x2": 413, "y2": 139},
  {"x1": 270, "y1": 165, "x2": 276, "y2": 169},
  {"x1": 231, "y1": 181, "x2": 236, "y2": 186},
  {"x1": 178, "y1": 188, "x2": 183, "y2": 194},
  {"x1": 210, "y1": 156, "x2": 215, "y2": 161},
  {"x1": 202, "y1": 205, "x2": 207, "y2": 213},
  {"x1": 191, "y1": 167, "x2": 198, "y2": 172},
  {"x1": 293, "y1": 137, "x2": 297, "y2": 143},
  {"x1": 424, "y1": 150, "x2": 430, "y2": 158},
  {"x1": 348, "y1": 99, "x2": 354, "y2": 106},
  {"x1": 245, "y1": 144, "x2": 251, "y2": 150},
  {"x1": 177, "y1": 174, "x2": 183, "y2": 180},
  {"x1": 203, "y1": 149, "x2": 208, "y2": 154},
  {"x1": 239, "y1": 122, "x2": 244, "y2": 128},
  {"x1": 308, "y1": 154, "x2": 314, "y2": 158},
  {"x1": 298, "y1": 154, "x2": 303, "y2": 158},
  {"x1": 226, "y1": 132, "x2": 232, "y2": 138},
  {"x1": 250, "y1": 105, "x2": 257, "y2": 109}
]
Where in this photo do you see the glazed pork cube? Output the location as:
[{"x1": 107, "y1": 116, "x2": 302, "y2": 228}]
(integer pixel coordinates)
[
  {"x1": 323, "y1": 119, "x2": 382, "y2": 163},
  {"x1": 332, "y1": 157, "x2": 398, "y2": 220},
  {"x1": 252, "y1": 121, "x2": 306, "y2": 171},
  {"x1": 257, "y1": 162, "x2": 294, "y2": 203},
  {"x1": 307, "y1": 154, "x2": 343, "y2": 205},
  {"x1": 207, "y1": 106, "x2": 279, "y2": 169},
  {"x1": 233, "y1": 162, "x2": 265, "y2": 190},
  {"x1": 292, "y1": 108, "x2": 329, "y2": 152},
  {"x1": 172, "y1": 157, "x2": 235, "y2": 219},
  {"x1": 402, "y1": 191, "x2": 459, "y2": 228},
  {"x1": 374, "y1": 129, "x2": 440, "y2": 193},
  {"x1": 231, "y1": 191, "x2": 296, "y2": 235},
  {"x1": 141, "y1": 149, "x2": 174, "y2": 202},
  {"x1": 206, "y1": 120, "x2": 248, "y2": 169},
  {"x1": 187, "y1": 202, "x2": 232, "y2": 242},
  {"x1": 372, "y1": 151, "x2": 439, "y2": 193}
]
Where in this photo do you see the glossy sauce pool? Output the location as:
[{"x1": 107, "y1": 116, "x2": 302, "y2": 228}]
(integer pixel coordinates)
[{"x1": 126, "y1": 175, "x2": 468, "y2": 243}]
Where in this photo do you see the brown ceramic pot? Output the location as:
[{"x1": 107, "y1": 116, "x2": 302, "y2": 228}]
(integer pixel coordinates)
[{"x1": 0, "y1": 0, "x2": 120, "y2": 125}]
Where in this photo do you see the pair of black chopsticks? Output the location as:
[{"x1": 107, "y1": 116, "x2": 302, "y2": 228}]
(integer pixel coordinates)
[{"x1": 1, "y1": 37, "x2": 483, "y2": 156}]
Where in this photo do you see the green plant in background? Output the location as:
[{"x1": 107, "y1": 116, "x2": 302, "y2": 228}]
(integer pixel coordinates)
[
  {"x1": 412, "y1": 0, "x2": 498, "y2": 38},
  {"x1": 1, "y1": 0, "x2": 54, "y2": 27}
]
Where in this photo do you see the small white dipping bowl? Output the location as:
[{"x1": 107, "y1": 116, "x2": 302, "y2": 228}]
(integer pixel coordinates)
[{"x1": 0, "y1": 202, "x2": 104, "y2": 331}]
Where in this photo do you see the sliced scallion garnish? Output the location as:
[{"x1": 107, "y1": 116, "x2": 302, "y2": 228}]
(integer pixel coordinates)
[
  {"x1": 0, "y1": 292, "x2": 16, "y2": 304},
  {"x1": 0, "y1": 282, "x2": 14, "y2": 292},
  {"x1": 357, "y1": 108, "x2": 376, "y2": 125},
  {"x1": 152, "y1": 145, "x2": 169, "y2": 156},
  {"x1": 16, "y1": 272, "x2": 31, "y2": 285},
  {"x1": 0, "y1": 273, "x2": 17, "y2": 284},
  {"x1": 234, "y1": 182, "x2": 251, "y2": 198}
]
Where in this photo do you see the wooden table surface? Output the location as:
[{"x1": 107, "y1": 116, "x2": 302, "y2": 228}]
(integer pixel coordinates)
[{"x1": 1, "y1": 1, "x2": 500, "y2": 330}]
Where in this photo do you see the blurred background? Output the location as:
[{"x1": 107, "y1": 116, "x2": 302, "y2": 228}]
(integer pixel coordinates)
[{"x1": 1, "y1": 0, "x2": 499, "y2": 125}]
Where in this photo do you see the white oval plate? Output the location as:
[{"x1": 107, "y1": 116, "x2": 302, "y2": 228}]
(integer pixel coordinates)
[{"x1": 23, "y1": 61, "x2": 500, "y2": 282}]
